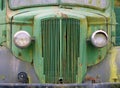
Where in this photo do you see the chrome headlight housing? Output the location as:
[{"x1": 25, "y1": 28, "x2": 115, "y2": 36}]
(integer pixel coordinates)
[
  {"x1": 14, "y1": 31, "x2": 32, "y2": 48},
  {"x1": 91, "y1": 30, "x2": 108, "y2": 48}
]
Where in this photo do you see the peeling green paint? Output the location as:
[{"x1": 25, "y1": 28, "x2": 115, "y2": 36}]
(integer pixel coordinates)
[{"x1": 0, "y1": 0, "x2": 116, "y2": 83}]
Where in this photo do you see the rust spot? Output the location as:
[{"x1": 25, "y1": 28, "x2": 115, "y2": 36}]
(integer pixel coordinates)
[
  {"x1": 115, "y1": 0, "x2": 120, "y2": 7},
  {"x1": 113, "y1": 78, "x2": 118, "y2": 82},
  {"x1": 61, "y1": 13, "x2": 68, "y2": 18},
  {"x1": 56, "y1": 12, "x2": 68, "y2": 18},
  {"x1": 64, "y1": 35, "x2": 67, "y2": 39},
  {"x1": 85, "y1": 75, "x2": 97, "y2": 83},
  {"x1": 6, "y1": 1, "x2": 19, "y2": 22},
  {"x1": 85, "y1": 75, "x2": 101, "y2": 83},
  {"x1": 98, "y1": 55, "x2": 102, "y2": 60},
  {"x1": 18, "y1": 52, "x2": 22, "y2": 56},
  {"x1": 80, "y1": 64, "x2": 82, "y2": 66}
]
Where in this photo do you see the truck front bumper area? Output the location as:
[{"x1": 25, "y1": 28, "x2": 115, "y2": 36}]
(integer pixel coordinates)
[{"x1": 0, "y1": 83, "x2": 120, "y2": 88}]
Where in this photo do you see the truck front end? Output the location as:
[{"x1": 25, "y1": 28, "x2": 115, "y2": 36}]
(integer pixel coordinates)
[{"x1": 0, "y1": 0, "x2": 118, "y2": 87}]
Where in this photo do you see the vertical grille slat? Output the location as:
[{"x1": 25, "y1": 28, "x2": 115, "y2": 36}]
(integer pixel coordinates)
[
  {"x1": 62, "y1": 18, "x2": 80, "y2": 83},
  {"x1": 41, "y1": 18, "x2": 80, "y2": 83}
]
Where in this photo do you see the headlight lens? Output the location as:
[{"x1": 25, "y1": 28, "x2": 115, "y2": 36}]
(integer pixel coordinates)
[
  {"x1": 14, "y1": 31, "x2": 32, "y2": 48},
  {"x1": 91, "y1": 30, "x2": 108, "y2": 48}
]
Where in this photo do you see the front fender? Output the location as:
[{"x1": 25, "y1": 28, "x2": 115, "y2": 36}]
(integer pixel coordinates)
[{"x1": 0, "y1": 46, "x2": 39, "y2": 83}]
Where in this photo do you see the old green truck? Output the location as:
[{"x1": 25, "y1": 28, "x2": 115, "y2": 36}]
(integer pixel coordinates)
[{"x1": 0, "y1": 0, "x2": 120, "y2": 87}]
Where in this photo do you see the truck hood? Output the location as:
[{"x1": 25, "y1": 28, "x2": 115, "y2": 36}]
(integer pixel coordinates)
[{"x1": 11, "y1": 7, "x2": 108, "y2": 23}]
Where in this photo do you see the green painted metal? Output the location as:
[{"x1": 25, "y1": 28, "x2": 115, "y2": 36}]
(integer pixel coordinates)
[
  {"x1": 60, "y1": 19, "x2": 62, "y2": 80},
  {"x1": 41, "y1": 18, "x2": 60, "y2": 83},
  {"x1": 12, "y1": 25, "x2": 33, "y2": 62},
  {"x1": 87, "y1": 25, "x2": 108, "y2": 66},
  {"x1": 115, "y1": 7, "x2": 120, "y2": 45},
  {"x1": 0, "y1": 0, "x2": 6, "y2": 46},
  {"x1": 39, "y1": 18, "x2": 81, "y2": 83},
  {"x1": 33, "y1": 16, "x2": 46, "y2": 83},
  {"x1": 32, "y1": 12, "x2": 87, "y2": 83},
  {"x1": 0, "y1": 0, "x2": 116, "y2": 84},
  {"x1": 11, "y1": 0, "x2": 115, "y2": 83}
]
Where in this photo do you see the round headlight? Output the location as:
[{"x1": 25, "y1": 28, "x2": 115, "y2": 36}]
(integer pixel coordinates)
[
  {"x1": 91, "y1": 30, "x2": 108, "y2": 48},
  {"x1": 14, "y1": 31, "x2": 32, "y2": 48}
]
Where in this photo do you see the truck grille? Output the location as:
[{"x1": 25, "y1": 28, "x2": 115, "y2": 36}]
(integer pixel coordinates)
[{"x1": 41, "y1": 18, "x2": 80, "y2": 83}]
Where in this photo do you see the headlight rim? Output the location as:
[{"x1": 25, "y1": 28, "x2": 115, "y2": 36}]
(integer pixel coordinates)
[
  {"x1": 91, "y1": 30, "x2": 109, "y2": 48},
  {"x1": 13, "y1": 30, "x2": 32, "y2": 48}
]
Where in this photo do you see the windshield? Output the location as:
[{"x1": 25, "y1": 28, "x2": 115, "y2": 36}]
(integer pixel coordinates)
[{"x1": 9, "y1": 0, "x2": 109, "y2": 10}]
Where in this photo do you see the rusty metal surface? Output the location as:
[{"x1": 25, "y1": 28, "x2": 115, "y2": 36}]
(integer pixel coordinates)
[
  {"x1": 85, "y1": 46, "x2": 120, "y2": 83},
  {"x1": 0, "y1": 83, "x2": 119, "y2": 88},
  {"x1": 5, "y1": 0, "x2": 115, "y2": 84}
]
